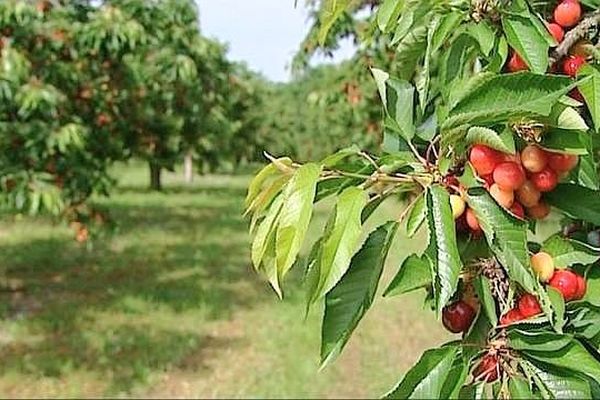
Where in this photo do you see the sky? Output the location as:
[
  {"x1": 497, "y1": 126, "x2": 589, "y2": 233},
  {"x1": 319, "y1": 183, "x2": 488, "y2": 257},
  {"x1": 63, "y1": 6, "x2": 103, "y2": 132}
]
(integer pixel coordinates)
[{"x1": 196, "y1": 0, "x2": 355, "y2": 82}]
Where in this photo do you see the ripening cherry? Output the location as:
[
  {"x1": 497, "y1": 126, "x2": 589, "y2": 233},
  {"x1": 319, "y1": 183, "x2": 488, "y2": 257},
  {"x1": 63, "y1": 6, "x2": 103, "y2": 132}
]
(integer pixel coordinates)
[
  {"x1": 500, "y1": 308, "x2": 523, "y2": 326},
  {"x1": 547, "y1": 152, "x2": 579, "y2": 173},
  {"x1": 530, "y1": 252, "x2": 555, "y2": 282},
  {"x1": 493, "y1": 162, "x2": 526, "y2": 191},
  {"x1": 531, "y1": 168, "x2": 559, "y2": 192},
  {"x1": 481, "y1": 174, "x2": 494, "y2": 188},
  {"x1": 521, "y1": 145, "x2": 548, "y2": 173},
  {"x1": 516, "y1": 181, "x2": 542, "y2": 208},
  {"x1": 562, "y1": 55, "x2": 586, "y2": 77},
  {"x1": 510, "y1": 202, "x2": 525, "y2": 219},
  {"x1": 518, "y1": 294, "x2": 543, "y2": 318},
  {"x1": 450, "y1": 195, "x2": 466, "y2": 220},
  {"x1": 489, "y1": 184, "x2": 514, "y2": 208},
  {"x1": 473, "y1": 354, "x2": 499, "y2": 382},
  {"x1": 554, "y1": 0, "x2": 582, "y2": 28},
  {"x1": 466, "y1": 208, "x2": 482, "y2": 233},
  {"x1": 549, "y1": 269, "x2": 579, "y2": 301},
  {"x1": 507, "y1": 51, "x2": 528, "y2": 72},
  {"x1": 470, "y1": 145, "x2": 503, "y2": 176},
  {"x1": 547, "y1": 22, "x2": 565, "y2": 43},
  {"x1": 527, "y1": 202, "x2": 551, "y2": 220},
  {"x1": 574, "y1": 274, "x2": 587, "y2": 300},
  {"x1": 442, "y1": 301, "x2": 476, "y2": 333}
]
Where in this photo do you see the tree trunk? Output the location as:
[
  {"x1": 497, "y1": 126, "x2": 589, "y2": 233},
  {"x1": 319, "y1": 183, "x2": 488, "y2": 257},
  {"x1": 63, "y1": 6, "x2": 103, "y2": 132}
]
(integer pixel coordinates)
[
  {"x1": 183, "y1": 152, "x2": 194, "y2": 184},
  {"x1": 149, "y1": 162, "x2": 162, "y2": 191}
]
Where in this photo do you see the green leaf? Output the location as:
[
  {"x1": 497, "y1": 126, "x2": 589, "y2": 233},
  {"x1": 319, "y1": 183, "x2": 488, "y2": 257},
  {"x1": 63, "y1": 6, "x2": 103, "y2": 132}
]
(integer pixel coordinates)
[
  {"x1": 542, "y1": 129, "x2": 589, "y2": 155},
  {"x1": 425, "y1": 185, "x2": 463, "y2": 315},
  {"x1": 384, "y1": 255, "x2": 432, "y2": 297},
  {"x1": 252, "y1": 195, "x2": 285, "y2": 295},
  {"x1": 320, "y1": 221, "x2": 399, "y2": 367},
  {"x1": 245, "y1": 159, "x2": 290, "y2": 208},
  {"x1": 545, "y1": 184, "x2": 600, "y2": 225},
  {"x1": 467, "y1": 20, "x2": 496, "y2": 56},
  {"x1": 276, "y1": 164, "x2": 321, "y2": 285},
  {"x1": 533, "y1": 368, "x2": 593, "y2": 400},
  {"x1": 548, "y1": 287, "x2": 565, "y2": 332},
  {"x1": 439, "y1": 359, "x2": 469, "y2": 400},
  {"x1": 377, "y1": 0, "x2": 403, "y2": 33},
  {"x1": 475, "y1": 275, "x2": 498, "y2": 326},
  {"x1": 373, "y1": 69, "x2": 415, "y2": 143},
  {"x1": 318, "y1": 0, "x2": 351, "y2": 45},
  {"x1": 502, "y1": 13, "x2": 549, "y2": 73},
  {"x1": 406, "y1": 193, "x2": 427, "y2": 238},
  {"x1": 541, "y1": 234, "x2": 600, "y2": 267},
  {"x1": 509, "y1": 377, "x2": 533, "y2": 399},
  {"x1": 321, "y1": 145, "x2": 361, "y2": 168},
  {"x1": 466, "y1": 188, "x2": 536, "y2": 293},
  {"x1": 466, "y1": 126, "x2": 515, "y2": 154},
  {"x1": 385, "y1": 345, "x2": 459, "y2": 399},
  {"x1": 444, "y1": 73, "x2": 575, "y2": 129},
  {"x1": 578, "y1": 64, "x2": 600, "y2": 132},
  {"x1": 309, "y1": 187, "x2": 367, "y2": 303}
]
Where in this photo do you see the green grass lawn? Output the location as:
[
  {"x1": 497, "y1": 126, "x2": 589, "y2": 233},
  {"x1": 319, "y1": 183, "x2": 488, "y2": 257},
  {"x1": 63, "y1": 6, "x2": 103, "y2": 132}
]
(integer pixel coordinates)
[{"x1": 0, "y1": 163, "x2": 448, "y2": 398}]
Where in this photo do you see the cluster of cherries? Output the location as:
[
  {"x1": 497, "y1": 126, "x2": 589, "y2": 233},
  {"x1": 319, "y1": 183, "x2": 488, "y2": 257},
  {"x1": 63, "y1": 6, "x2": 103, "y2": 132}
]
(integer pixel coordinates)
[
  {"x1": 508, "y1": 0, "x2": 587, "y2": 84},
  {"x1": 449, "y1": 143, "x2": 579, "y2": 234},
  {"x1": 441, "y1": 251, "x2": 587, "y2": 339}
]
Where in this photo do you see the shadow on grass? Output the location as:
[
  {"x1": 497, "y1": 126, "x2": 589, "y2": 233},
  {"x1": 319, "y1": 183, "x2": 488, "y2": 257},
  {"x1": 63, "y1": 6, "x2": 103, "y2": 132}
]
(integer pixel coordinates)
[{"x1": 0, "y1": 178, "x2": 266, "y2": 394}]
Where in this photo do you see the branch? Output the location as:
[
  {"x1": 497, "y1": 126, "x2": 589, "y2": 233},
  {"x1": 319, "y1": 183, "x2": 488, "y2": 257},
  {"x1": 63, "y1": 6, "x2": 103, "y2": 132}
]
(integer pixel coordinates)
[{"x1": 550, "y1": 10, "x2": 600, "y2": 64}]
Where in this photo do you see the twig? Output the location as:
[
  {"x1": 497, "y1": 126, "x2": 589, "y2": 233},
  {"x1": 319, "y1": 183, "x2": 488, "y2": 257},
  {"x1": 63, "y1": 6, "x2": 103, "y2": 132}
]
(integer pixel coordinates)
[
  {"x1": 358, "y1": 151, "x2": 380, "y2": 171},
  {"x1": 550, "y1": 10, "x2": 600, "y2": 64}
]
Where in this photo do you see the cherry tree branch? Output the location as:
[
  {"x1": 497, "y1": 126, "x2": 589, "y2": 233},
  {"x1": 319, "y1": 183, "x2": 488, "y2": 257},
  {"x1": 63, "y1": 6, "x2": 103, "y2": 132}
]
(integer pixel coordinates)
[{"x1": 550, "y1": 10, "x2": 600, "y2": 65}]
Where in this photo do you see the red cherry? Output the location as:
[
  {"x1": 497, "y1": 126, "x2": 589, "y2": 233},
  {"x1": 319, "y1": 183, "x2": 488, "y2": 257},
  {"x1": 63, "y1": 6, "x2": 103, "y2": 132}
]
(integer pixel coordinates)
[
  {"x1": 466, "y1": 208, "x2": 482, "y2": 233},
  {"x1": 493, "y1": 162, "x2": 526, "y2": 191},
  {"x1": 547, "y1": 152, "x2": 579, "y2": 173},
  {"x1": 562, "y1": 55, "x2": 586, "y2": 77},
  {"x1": 574, "y1": 274, "x2": 587, "y2": 300},
  {"x1": 474, "y1": 354, "x2": 499, "y2": 382},
  {"x1": 507, "y1": 51, "x2": 528, "y2": 72},
  {"x1": 510, "y1": 202, "x2": 525, "y2": 219},
  {"x1": 500, "y1": 308, "x2": 523, "y2": 326},
  {"x1": 554, "y1": 0, "x2": 582, "y2": 28},
  {"x1": 549, "y1": 270, "x2": 579, "y2": 301},
  {"x1": 530, "y1": 168, "x2": 558, "y2": 192},
  {"x1": 482, "y1": 174, "x2": 495, "y2": 188},
  {"x1": 470, "y1": 145, "x2": 503, "y2": 176},
  {"x1": 517, "y1": 294, "x2": 542, "y2": 318},
  {"x1": 442, "y1": 301, "x2": 476, "y2": 334},
  {"x1": 547, "y1": 23, "x2": 565, "y2": 43}
]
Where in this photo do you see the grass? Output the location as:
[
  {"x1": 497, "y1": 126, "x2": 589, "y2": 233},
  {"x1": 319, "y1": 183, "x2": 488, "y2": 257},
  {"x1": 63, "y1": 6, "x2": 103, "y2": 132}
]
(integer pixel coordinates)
[{"x1": 0, "y1": 162, "x2": 449, "y2": 398}]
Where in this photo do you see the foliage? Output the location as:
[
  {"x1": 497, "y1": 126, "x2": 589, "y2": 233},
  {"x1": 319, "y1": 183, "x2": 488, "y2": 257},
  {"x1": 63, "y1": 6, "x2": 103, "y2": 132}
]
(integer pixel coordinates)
[{"x1": 247, "y1": 0, "x2": 600, "y2": 397}]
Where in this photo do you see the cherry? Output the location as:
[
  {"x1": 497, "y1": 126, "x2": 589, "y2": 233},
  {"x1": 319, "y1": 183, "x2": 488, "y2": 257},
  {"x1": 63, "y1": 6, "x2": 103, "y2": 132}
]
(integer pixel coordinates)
[
  {"x1": 530, "y1": 252, "x2": 555, "y2": 282},
  {"x1": 527, "y1": 202, "x2": 551, "y2": 220},
  {"x1": 510, "y1": 202, "x2": 525, "y2": 219},
  {"x1": 574, "y1": 274, "x2": 587, "y2": 300},
  {"x1": 516, "y1": 181, "x2": 542, "y2": 208},
  {"x1": 518, "y1": 294, "x2": 542, "y2": 318},
  {"x1": 507, "y1": 51, "x2": 528, "y2": 72},
  {"x1": 531, "y1": 168, "x2": 558, "y2": 192},
  {"x1": 482, "y1": 174, "x2": 495, "y2": 188},
  {"x1": 489, "y1": 184, "x2": 514, "y2": 208},
  {"x1": 466, "y1": 208, "x2": 482, "y2": 233},
  {"x1": 493, "y1": 162, "x2": 526, "y2": 191},
  {"x1": 562, "y1": 55, "x2": 586, "y2": 77},
  {"x1": 470, "y1": 145, "x2": 503, "y2": 176},
  {"x1": 450, "y1": 195, "x2": 466, "y2": 220},
  {"x1": 500, "y1": 308, "x2": 523, "y2": 326},
  {"x1": 547, "y1": 22, "x2": 565, "y2": 43},
  {"x1": 547, "y1": 152, "x2": 579, "y2": 173},
  {"x1": 521, "y1": 145, "x2": 548, "y2": 173},
  {"x1": 442, "y1": 301, "x2": 476, "y2": 334},
  {"x1": 549, "y1": 269, "x2": 579, "y2": 301},
  {"x1": 474, "y1": 354, "x2": 499, "y2": 382},
  {"x1": 554, "y1": 0, "x2": 582, "y2": 28}
]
